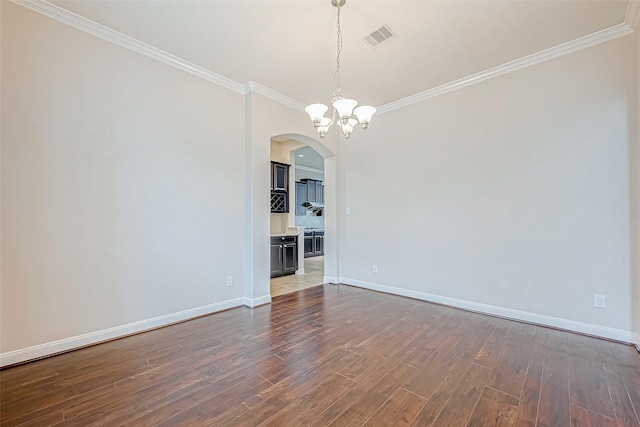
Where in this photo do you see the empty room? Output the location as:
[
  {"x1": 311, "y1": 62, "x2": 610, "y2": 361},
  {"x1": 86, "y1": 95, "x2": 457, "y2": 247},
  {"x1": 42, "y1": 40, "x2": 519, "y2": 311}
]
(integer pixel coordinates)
[{"x1": 1, "y1": 0, "x2": 639, "y2": 426}]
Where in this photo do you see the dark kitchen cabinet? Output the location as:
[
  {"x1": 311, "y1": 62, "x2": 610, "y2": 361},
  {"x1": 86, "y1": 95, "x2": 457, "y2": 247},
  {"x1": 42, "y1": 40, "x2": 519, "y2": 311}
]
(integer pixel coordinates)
[
  {"x1": 282, "y1": 243, "x2": 297, "y2": 273},
  {"x1": 295, "y1": 181, "x2": 307, "y2": 216},
  {"x1": 301, "y1": 179, "x2": 324, "y2": 203},
  {"x1": 315, "y1": 181, "x2": 324, "y2": 203},
  {"x1": 270, "y1": 193, "x2": 288, "y2": 213},
  {"x1": 304, "y1": 231, "x2": 313, "y2": 257},
  {"x1": 271, "y1": 162, "x2": 289, "y2": 192},
  {"x1": 270, "y1": 235, "x2": 298, "y2": 277},
  {"x1": 270, "y1": 162, "x2": 290, "y2": 213},
  {"x1": 270, "y1": 243, "x2": 283, "y2": 277},
  {"x1": 304, "y1": 230, "x2": 324, "y2": 258},
  {"x1": 313, "y1": 234, "x2": 324, "y2": 256},
  {"x1": 307, "y1": 180, "x2": 317, "y2": 203}
]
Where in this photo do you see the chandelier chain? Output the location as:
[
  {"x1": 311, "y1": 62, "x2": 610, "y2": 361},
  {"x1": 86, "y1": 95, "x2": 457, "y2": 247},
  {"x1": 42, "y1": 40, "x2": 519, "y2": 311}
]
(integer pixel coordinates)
[
  {"x1": 303, "y1": 0, "x2": 376, "y2": 139},
  {"x1": 333, "y1": 3, "x2": 342, "y2": 98}
]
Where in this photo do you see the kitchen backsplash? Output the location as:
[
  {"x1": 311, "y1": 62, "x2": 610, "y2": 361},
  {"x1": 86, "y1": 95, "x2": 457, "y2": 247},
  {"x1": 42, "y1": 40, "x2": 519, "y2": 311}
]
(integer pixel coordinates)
[{"x1": 295, "y1": 213, "x2": 324, "y2": 229}]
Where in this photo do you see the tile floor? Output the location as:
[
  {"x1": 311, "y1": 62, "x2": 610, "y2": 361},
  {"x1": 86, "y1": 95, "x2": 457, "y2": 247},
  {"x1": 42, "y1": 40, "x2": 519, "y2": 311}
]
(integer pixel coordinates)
[{"x1": 270, "y1": 256, "x2": 324, "y2": 297}]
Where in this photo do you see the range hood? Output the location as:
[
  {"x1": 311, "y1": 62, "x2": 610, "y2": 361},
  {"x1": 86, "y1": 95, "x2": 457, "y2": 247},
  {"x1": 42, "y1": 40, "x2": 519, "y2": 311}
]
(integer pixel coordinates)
[{"x1": 303, "y1": 201, "x2": 324, "y2": 211}]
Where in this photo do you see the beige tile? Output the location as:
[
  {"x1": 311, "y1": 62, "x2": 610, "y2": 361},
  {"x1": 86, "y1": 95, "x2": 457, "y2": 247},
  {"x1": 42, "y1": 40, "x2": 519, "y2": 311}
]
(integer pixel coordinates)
[{"x1": 270, "y1": 257, "x2": 324, "y2": 297}]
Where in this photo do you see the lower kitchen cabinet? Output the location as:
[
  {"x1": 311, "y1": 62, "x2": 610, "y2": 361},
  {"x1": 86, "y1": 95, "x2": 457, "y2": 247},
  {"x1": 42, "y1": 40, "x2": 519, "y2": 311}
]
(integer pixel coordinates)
[
  {"x1": 270, "y1": 235, "x2": 298, "y2": 278},
  {"x1": 313, "y1": 234, "x2": 324, "y2": 256},
  {"x1": 303, "y1": 231, "x2": 313, "y2": 256},
  {"x1": 304, "y1": 230, "x2": 324, "y2": 258}
]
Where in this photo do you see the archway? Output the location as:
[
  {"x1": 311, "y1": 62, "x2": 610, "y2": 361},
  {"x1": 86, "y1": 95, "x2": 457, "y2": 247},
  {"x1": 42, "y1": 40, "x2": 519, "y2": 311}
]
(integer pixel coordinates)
[
  {"x1": 272, "y1": 133, "x2": 334, "y2": 160},
  {"x1": 269, "y1": 133, "x2": 337, "y2": 297}
]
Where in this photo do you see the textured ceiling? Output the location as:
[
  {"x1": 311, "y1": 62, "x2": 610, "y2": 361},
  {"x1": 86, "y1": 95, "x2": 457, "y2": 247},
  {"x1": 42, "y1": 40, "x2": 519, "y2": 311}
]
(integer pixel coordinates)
[{"x1": 51, "y1": 0, "x2": 632, "y2": 108}]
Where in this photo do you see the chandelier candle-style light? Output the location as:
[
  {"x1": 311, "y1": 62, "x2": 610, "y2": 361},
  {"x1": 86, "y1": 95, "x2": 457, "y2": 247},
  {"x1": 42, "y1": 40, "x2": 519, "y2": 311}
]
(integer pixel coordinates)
[{"x1": 305, "y1": 0, "x2": 376, "y2": 139}]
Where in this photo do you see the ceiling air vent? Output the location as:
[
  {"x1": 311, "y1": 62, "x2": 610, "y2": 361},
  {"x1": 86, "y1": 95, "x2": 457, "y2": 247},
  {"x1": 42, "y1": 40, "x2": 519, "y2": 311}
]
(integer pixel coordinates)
[{"x1": 362, "y1": 24, "x2": 396, "y2": 47}]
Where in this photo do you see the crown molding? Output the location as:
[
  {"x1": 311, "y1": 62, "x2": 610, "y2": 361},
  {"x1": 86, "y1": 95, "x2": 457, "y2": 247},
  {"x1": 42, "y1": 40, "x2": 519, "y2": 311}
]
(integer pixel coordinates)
[
  {"x1": 11, "y1": 0, "x2": 245, "y2": 94},
  {"x1": 11, "y1": 0, "x2": 303, "y2": 109},
  {"x1": 377, "y1": 23, "x2": 633, "y2": 114},
  {"x1": 244, "y1": 82, "x2": 305, "y2": 112},
  {"x1": 626, "y1": 0, "x2": 640, "y2": 30},
  {"x1": 11, "y1": 0, "x2": 638, "y2": 116}
]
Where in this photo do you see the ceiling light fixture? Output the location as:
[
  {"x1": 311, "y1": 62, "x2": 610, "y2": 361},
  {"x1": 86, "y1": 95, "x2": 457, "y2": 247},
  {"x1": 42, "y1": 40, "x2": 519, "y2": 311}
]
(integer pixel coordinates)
[{"x1": 305, "y1": 0, "x2": 376, "y2": 139}]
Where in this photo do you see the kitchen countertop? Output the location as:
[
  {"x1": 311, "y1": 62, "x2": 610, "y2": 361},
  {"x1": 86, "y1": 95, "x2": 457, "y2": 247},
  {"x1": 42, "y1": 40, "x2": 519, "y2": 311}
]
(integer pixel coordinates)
[{"x1": 270, "y1": 233, "x2": 299, "y2": 237}]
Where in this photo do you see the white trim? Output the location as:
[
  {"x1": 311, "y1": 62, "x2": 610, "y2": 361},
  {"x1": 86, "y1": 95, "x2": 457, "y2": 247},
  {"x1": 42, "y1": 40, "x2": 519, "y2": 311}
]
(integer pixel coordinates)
[
  {"x1": 11, "y1": 0, "x2": 637, "y2": 114},
  {"x1": 377, "y1": 23, "x2": 633, "y2": 114},
  {"x1": 10, "y1": 0, "x2": 245, "y2": 94},
  {"x1": 339, "y1": 278, "x2": 636, "y2": 344},
  {"x1": 634, "y1": 333, "x2": 640, "y2": 350},
  {"x1": 244, "y1": 82, "x2": 305, "y2": 112},
  {"x1": 626, "y1": 0, "x2": 640, "y2": 30},
  {"x1": 0, "y1": 298, "x2": 245, "y2": 367},
  {"x1": 324, "y1": 276, "x2": 339, "y2": 284},
  {"x1": 243, "y1": 294, "x2": 272, "y2": 308}
]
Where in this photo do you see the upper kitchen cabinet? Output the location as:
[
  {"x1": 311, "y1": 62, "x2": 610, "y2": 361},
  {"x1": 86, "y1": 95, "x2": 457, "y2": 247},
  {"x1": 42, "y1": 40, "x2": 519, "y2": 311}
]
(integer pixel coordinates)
[
  {"x1": 301, "y1": 179, "x2": 324, "y2": 203},
  {"x1": 295, "y1": 181, "x2": 307, "y2": 216},
  {"x1": 270, "y1": 161, "x2": 290, "y2": 213},
  {"x1": 271, "y1": 161, "x2": 289, "y2": 192}
]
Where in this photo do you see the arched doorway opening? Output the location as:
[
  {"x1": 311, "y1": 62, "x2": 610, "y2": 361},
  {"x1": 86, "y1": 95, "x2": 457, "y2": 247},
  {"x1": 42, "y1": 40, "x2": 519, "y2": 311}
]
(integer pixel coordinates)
[{"x1": 269, "y1": 133, "x2": 336, "y2": 297}]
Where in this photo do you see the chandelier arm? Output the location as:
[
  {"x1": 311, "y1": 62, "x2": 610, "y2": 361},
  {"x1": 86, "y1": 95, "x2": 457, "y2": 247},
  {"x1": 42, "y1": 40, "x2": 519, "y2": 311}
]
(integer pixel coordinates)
[
  {"x1": 326, "y1": 120, "x2": 335, "y2": 133},
  {"x1": 324, "y1": 110, "x2": 337, "y2": 134}
]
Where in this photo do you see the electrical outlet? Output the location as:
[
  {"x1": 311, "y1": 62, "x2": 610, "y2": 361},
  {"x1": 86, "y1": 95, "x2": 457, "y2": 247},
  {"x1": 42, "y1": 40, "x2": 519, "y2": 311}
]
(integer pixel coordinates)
[
  {"x1": 226, "y1": 276, "x2": 233, "y2": 287},
  {"x1": 372, "y1": 264, "x2": 378, "y2": 273},
  {"x1": 593, "y1": 294, "x2": 605, "y2": 308},
  {"x1": 346, "y1": 208, "x2": 351, "y2": 216}
]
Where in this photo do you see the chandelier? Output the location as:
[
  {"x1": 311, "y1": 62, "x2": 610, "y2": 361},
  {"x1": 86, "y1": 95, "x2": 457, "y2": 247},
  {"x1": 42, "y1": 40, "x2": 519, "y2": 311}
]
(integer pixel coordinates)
[{"x1": 304, "y1": 0, "x2": 376, "y2": 139}]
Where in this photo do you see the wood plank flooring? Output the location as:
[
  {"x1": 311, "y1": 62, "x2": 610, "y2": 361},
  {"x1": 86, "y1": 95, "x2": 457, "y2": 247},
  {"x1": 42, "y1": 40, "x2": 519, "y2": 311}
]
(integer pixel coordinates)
[{"x1": 1, "y1": 284, "x2": 639, "y2": 427}]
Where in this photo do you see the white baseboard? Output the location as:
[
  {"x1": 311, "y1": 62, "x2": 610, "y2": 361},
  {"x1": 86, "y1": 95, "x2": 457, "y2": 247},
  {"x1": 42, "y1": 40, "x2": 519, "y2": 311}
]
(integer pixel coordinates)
[
  {"x1": 3, "y1": 283, "x2": 634, "y2": 367},
  {"x1": 244, "y1": 294, "x2": 272, "y2": 308},
  {"x1": 340, "y1": 278, "x2": 636, "y2": 344},
  {"x1": 0, "y1": 298, "x2": 245, "y2": 367}
]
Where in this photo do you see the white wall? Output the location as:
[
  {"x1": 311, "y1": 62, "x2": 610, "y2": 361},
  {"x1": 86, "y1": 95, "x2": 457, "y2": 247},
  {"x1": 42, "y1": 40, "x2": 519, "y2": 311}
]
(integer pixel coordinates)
[
  {"x1": 270, "y1": 139, "x2": 304, "y2": 164},
  {"x1": 633, "y1": 28, "x2": 640, "y2": 345},
  {"x1": 1, "y1": 3, "x2": 246, "y2": 362},
  {"x1": 340, "y1": 35, "x2": 637, "y2": 340},
  {"x1": 245, "y1": 92, "x2": 338, "y2": 301}
]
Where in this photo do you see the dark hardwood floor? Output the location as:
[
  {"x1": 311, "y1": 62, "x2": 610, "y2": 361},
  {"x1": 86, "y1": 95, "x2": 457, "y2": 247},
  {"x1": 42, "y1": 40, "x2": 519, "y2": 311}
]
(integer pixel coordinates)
[{"x1": 1, "y1": 284, "x2": 639, "y2": 426}]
